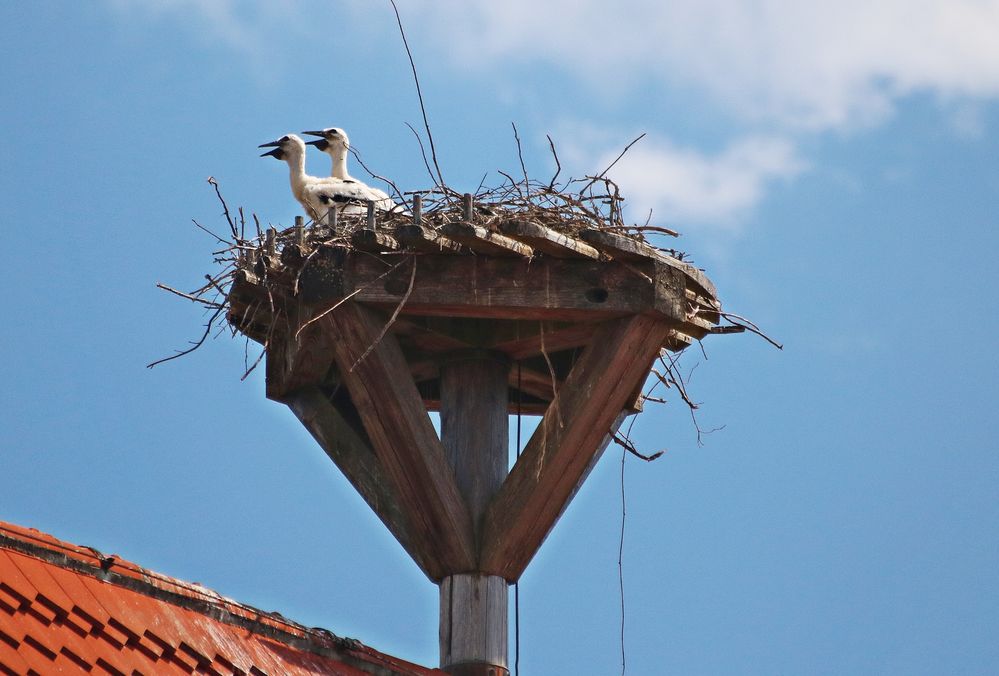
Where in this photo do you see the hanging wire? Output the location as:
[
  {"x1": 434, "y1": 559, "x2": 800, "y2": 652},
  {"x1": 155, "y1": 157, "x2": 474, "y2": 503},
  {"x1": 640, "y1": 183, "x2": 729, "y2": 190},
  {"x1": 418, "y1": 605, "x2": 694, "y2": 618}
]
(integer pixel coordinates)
[
  {"x1": 618, "y1": 408, "x2": 643, "y2": 675},
  {"x1": 515, "y1": 361, "x2": 523, "y2": 676},
  {"x1": 619, "y1": 444, "x2": 627, "y2": 676}
]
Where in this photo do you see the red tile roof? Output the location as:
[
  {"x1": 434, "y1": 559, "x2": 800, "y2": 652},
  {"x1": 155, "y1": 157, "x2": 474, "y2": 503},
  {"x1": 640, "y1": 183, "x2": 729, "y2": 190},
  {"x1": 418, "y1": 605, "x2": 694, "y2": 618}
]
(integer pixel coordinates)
[{"x1": 0, "y1": 520, "x2": 442, "y2": 676}]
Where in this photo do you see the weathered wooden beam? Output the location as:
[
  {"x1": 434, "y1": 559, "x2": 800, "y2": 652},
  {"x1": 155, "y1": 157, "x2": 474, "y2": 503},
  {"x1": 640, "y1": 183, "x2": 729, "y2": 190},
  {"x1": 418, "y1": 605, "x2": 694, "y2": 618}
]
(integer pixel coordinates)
[
  {"x1": 298, "y1": 252, "x2": 690, "y2": 323},
  {"x1": 498, "y1": 220, "x2": 600, "y2": 259},
  {"x1": 351, "y1": 229, "x2": 399, "y2": 253},
  {"x1": 663, "y1": 329, "x2": 695, "y2": 352},
  {"x1": 324, "y1": 301, "x2": 476, "y2": 579},
  {"x1": 284, "y1": 386, "x2": 440, "y2": 578},
  {"x1": 510, "y1": 363, "x2": 557, "y2": 403},
  {"x1": 439, "y1": 222, "x2": 534, "y2": 258},
  {"x1": 396, "y1": 224, "x2": 462, "y2": 253},
  {"x1": 579, "y1": 229, "x2": 717, "y2": 297},
  {"x1": 479, "y1": 314, "x2": 673, "y2": 580},
  {"x1": 490, "y1": 322, "x2": 598, "y2": 360},
  {"x1": 390, "y1": 317, "x2": 473, "y2": 354},
  {"x1": 265, "y1": 311, "x2": 337, "y2": 402}
]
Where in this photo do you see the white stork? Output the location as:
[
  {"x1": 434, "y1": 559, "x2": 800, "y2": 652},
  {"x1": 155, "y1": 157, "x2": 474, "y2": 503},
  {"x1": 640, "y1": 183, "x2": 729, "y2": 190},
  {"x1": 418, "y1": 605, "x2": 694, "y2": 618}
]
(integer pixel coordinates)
[
  {"x1": 258, "y1": 134, "x2": 372, "y2": 221},
  {"x1": 301, "y1": 127, "x2": 400, "y2": 212}
]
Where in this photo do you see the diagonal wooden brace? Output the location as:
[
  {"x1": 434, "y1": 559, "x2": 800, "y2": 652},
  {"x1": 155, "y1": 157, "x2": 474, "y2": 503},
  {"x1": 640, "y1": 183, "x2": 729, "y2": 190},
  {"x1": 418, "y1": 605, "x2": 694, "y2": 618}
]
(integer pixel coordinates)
[
  {"x1": 324, "y1": 301, "x2": 476, "y2": 580},
  {"x1": 479, "y1": 314, "x2": 672, "y2": 581}
]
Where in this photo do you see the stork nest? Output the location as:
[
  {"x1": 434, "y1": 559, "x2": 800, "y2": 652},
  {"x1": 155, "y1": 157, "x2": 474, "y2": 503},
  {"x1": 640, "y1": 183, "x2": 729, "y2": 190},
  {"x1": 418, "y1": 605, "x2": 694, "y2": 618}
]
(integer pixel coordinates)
[{"x1": 247, "y1": 171, "x2": 687, "y2": 262}]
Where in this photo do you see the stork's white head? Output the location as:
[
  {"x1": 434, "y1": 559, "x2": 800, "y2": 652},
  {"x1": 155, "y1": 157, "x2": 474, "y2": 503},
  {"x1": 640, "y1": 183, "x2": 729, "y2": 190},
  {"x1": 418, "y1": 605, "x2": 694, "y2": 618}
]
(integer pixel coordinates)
[
  {"x1": 301, "y1": 127, "x2": 350, "y2": 154},
  {"x1": 258, "y1": 134, "x2": 307, "y2": 162}
]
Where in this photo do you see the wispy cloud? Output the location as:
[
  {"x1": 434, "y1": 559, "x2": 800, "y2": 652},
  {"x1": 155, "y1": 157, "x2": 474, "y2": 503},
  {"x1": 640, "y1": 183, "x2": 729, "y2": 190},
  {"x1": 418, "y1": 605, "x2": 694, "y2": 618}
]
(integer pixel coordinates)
[
  {"x1": 407, "y1": 0, "x2": 999, "y2": 131},
  {"x1": 559, "y1": 131, "x2": 805, "y2": 230},
  {"x1": 105, "y1": 0, "x2": 999, "y2": 230}
]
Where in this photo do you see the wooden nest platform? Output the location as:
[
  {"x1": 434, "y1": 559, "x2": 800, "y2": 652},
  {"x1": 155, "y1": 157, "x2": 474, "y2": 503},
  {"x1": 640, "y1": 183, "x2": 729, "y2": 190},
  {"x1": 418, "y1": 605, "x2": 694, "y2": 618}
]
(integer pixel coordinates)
[
  {"x1": 227, "y1": 196, "x2": 722, "y2": 416},
  {"x1": 161, "y1": 172, "x2": 753, "y2": 675}
]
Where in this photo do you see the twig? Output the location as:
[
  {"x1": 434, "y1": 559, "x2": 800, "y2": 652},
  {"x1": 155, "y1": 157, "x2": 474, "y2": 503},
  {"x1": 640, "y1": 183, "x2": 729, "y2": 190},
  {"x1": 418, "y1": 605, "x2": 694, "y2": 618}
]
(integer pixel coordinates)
[
  {"x1": 538, "y1": 323, "x2": 563, "y2": 430},
  {"x1": 405, "y1": 122, "x2": 438, "y2": 191},
  {"x1": 718, "y1": 311, "x2": 783, "y2": 350},
  {"x1": 389, "y1": 0, "x2": 447, "y2": 192},
  {"x1": 155, "y1": 283, "x2": 223, "y2": 309},
  {"x1": 350, "y1": 256, "x2": 417, "y2": 371},
  {"x1": 612, "y1": 433, "x2": 665, "y2": 462},
  {"x1": 546, "y1": 134, "x2": 562, "y2": 190},
  {"x1": 207, "y1": 176, "x2": 238, "y2": 239},
  {"x1": 294, "y1": 257, "x2": 413, "y2": 339},
  {"x1": 349, "y1": 146, "x2": 407, "y2": 206},
  {"x1": 147, "y1": 306, "x2": 225, "y2": 368},
  {"x1": 580, "y1": 133, "x2": 646, "y2": 195},
  {"x1": 512, "y1": 122, "x2": 529, "y2": 187},
  {"x1": 191, "y1": 218, "x2": 229, "y2": 245}
]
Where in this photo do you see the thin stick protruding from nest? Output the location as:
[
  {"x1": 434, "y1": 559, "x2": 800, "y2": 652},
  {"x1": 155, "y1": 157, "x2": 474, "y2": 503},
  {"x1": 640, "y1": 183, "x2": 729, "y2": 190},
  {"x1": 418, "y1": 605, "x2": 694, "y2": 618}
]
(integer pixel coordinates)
[
  {"x1": 207, "y1": 176, "x2": 238, "y2": 239},
  {"x1": 147, "y1": 306, "x2": 225, "y2": 369},
  {"x1": 580, "y1": 133, "x2": 646, "y2": 195},
  {"x1": 390, "y1": 0, "x2": 447, "y2": 194},
  {"x1": 546, "y1": 134, "x2": 562, "y2": 190},
  {"x1": 612, "y1": 433, "x2": 665, "y2": 462}
]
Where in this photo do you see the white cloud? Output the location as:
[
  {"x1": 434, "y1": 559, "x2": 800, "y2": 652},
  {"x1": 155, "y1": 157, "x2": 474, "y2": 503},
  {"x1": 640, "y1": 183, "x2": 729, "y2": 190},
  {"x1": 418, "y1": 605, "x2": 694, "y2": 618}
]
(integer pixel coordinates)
[
  {"x1": 105, "y1": 0, "x2": 999, "y2": 229},
  {"x1": 570, "y1": 134, "x2": 806, "y2": 230},
  {"x1": 406, "y1": 0, "x2": 999, "y2": 131}
]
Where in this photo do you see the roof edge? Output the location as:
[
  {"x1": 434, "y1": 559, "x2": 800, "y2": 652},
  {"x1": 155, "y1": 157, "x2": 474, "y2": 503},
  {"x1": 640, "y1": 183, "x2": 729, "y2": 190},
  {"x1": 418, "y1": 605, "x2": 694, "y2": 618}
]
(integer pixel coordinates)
[{"x1": 0, "y1": 523, "x2": 433, "y2": 675}]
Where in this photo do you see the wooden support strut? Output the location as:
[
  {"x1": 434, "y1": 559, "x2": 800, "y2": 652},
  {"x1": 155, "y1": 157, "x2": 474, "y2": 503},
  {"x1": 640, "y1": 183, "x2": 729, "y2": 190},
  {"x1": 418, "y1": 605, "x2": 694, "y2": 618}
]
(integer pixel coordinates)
[
  {"x1": 324, "y1": 301, "x2": 476, "y2": 579},
  {"x1": 479, "y1": 314, "x2": 673, "y2": 581}
]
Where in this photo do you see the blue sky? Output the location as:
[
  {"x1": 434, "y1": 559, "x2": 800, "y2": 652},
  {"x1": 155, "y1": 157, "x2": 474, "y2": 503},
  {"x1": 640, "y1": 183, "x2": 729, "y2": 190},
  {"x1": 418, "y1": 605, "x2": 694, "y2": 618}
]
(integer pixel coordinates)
[{"x1": 2, "y1": 1, "x2": 998, "y2": 673}]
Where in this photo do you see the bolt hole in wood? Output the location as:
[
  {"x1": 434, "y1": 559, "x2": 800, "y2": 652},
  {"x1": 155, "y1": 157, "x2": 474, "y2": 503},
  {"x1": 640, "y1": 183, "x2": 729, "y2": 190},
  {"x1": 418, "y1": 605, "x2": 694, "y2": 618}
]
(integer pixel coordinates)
[{"x1": 585, "y1": 287, "x2": 609, "y2": 303}]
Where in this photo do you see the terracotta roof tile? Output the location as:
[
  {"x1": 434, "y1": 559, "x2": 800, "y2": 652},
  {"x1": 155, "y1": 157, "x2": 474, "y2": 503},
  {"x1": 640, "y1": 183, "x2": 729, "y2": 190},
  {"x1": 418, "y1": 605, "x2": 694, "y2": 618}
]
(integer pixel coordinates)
[{"x1": 0, "y1": 521, "x2": 443, "y2": 676}]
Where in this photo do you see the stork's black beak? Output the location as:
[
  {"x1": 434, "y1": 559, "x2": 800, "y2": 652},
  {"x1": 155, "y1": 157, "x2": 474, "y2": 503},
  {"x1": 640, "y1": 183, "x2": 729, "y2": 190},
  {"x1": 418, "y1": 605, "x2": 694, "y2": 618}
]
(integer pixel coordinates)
[
  {"x1": 260, "y1": 148, "x2": 284, "y2": 159},
  {"x1": 305, "y1": 138, "x2": 330, "y2": 151},
  {"x1": 258, "y1": 140, "x2": 282, "y2": 148},
  {"x1": 301, "y1": 130, "x2": 326, "y2": 138}
]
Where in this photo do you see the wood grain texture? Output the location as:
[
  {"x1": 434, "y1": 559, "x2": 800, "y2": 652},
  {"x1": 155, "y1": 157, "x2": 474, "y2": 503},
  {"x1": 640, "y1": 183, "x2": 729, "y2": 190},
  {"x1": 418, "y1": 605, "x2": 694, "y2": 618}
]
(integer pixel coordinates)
[
  {"x1": 265, "y1": 310, "x2": 336, "y2": 402},
  {"x1": 298, "y1": 252, "x2": 689, "y2": 323},
  {"x1": 439, "y1": 574, "x2": 508, "y2": 671},
  {"x1": 351, "y1": 229, "x2": 399, "y2": 253},
  {"x1": 479, "y1": 315, "x2": 673, "y2": 580},
  {"x1": 324, "y1": 301, "x2": 476, "y2": 579},
  {"x1": 579, "y1": 229, "x2": 717, "y2": 297},
  {"x1": 498, "y1": 219, "x2": 600, "y2": 259},
  {"x1": 439, "y1": 353, "x2": 510, "y2": 540},
  {"x1": 440, "y1": 222, "x2": 533, "y2": 258},
  {"x1": 395, "y1": 225, "x2": 462, "y2": 252}
]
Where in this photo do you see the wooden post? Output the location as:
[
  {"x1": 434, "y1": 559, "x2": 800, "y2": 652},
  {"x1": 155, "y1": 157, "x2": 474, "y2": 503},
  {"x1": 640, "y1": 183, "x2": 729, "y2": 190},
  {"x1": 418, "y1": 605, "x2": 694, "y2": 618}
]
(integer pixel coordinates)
[
  {"x1": 438, "y1": 350, "x2": 510, "y2": 675},
  {"x1": 462, "y1": 193, "x2": 473, "y2": 222},
  {"x1": 367, "y1": 200, "x2": 376, "y2": 229},
  {"x1": 294, "y1": 215, "x2": 304, "y2": 246},
  {"x1": 265, "y1": 227, "x2": 276, "y2": 256},
  {"x1": 328, "y1": 207, "x2": 338, "y2": 232},
  {"x1": 413, "y1": 194, "x2": 422, "y2": 225}
]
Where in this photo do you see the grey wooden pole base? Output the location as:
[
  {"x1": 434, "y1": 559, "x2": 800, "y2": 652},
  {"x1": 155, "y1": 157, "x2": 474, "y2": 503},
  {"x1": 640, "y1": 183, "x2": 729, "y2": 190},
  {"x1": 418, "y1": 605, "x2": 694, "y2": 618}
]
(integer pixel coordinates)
[
  {"x1": 438, "y1": 351, "x2": 510, "y2": 674},
  {"x1": 440, "y1": 574, "x2": 508, "y2": 675}
]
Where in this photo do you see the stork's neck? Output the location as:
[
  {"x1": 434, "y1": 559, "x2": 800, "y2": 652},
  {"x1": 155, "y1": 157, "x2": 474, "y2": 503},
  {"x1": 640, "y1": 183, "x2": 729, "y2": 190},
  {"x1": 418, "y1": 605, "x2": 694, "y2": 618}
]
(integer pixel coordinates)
[
  {"x1": 285, "y1": 150, "x2": 309, "y2": 199},
  {"x1": 329, "y1": 146, "x2": 351, "y2": 181}
]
